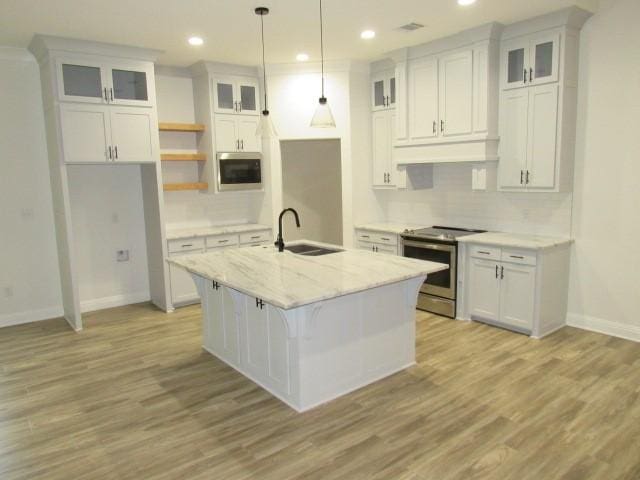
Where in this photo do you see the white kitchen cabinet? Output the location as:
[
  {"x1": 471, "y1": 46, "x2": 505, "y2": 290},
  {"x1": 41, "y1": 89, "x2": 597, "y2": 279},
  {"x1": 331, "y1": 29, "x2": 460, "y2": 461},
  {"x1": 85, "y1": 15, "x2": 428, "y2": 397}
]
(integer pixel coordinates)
[
  {"x1": 371, "y1": 69, "x2": 396, "y2": 111},
  {"x1": 461, "y1": 240, "x2": 571, "y2": 338},
  {"x1": 502, "y1": 32, "x2": 559, "y2": 90},
  {"x1": 204, "y1": 281, "x2": 240, "y2": 367},
  {"x1": 56, "y1": 57, "x2": 154, "y2": 107},
  {"x1": 498, "y1": 84, "x2": 558, "y2": 190},
  {"x1": 407, "y1": 56, "x2": 439, "y2": 142},
  {"x1": 214, "y1": 114, "x2": 260, "y2": 153},
  {"x1": 60, "y1": 103, "x2": 156, "y2": 164},
  {"x1": 438, "y1": 50, "x2": 473, "y2": 137},
  {"x1": 109, "y1": 107, "x2": 156, "y2": 163},
  {"x1": 60, "y1": 104, "x2": 111, "y2": 163},
  {"x1": 355, "y1": 229, "x2": 399, "y2": 255},
  {"x1": 372, "y1": 110, "x2": 397, "y2": 187},
  {"x1": 213, "y1": 75, "x2": 260, "y2": 115},
  {"x1": 468, "y1": 258, "x2": 501, "y2": 322},
  {"x1": 169, "y1": 244, "x2": 204, "y2": 306}
]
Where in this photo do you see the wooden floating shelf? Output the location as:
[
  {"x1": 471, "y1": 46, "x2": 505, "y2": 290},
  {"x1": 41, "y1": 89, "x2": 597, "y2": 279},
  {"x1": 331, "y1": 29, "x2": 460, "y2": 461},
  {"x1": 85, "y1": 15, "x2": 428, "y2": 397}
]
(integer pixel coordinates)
[
  {"x1": 158, "y1": 122, "x2": 205, "y2": 133},
  {"x1": 163, "y1": 182, "x2": 208, "y2": 192},
  {"x1": 160, "y1": 153, "x2": 206, "y2": 162}
]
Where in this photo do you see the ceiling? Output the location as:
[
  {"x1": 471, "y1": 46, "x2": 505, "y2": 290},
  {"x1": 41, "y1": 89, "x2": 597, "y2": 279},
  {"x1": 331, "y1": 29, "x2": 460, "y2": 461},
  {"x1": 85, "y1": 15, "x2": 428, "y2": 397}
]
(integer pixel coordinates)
[{"x1": 0, "y1": 0, "x2": 598, "y2": 67}]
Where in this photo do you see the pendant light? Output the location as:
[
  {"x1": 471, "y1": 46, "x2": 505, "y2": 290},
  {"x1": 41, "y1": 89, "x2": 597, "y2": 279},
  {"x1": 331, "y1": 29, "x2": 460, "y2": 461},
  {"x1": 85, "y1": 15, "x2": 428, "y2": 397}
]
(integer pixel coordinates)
[
  {"x1": 255, "y1": 6, "x2": 278, "y2": 138},
  {"x1": 310, "y1": 0, "x2": 336, "y2": 128}
]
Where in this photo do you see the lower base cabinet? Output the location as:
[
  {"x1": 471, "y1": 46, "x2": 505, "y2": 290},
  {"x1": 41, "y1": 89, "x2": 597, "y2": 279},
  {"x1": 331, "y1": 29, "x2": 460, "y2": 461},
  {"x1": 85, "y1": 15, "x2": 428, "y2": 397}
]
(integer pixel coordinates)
[
  {"x1": 355, "y1": 229, "x2": 400, "y2": 255},
  {"x1": 463, "y1": 242, "x2": 570, "y2": 338}
]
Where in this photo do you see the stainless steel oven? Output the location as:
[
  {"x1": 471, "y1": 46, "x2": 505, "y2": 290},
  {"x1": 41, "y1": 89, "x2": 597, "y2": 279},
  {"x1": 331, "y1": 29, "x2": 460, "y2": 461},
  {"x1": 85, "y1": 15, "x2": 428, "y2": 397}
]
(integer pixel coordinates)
[
  {"x1": 401, "y1": 226, "x2": 486, "y2": 318},
  {"x1": 217, "y1": 152, "x2": 263, "y2": 192}
]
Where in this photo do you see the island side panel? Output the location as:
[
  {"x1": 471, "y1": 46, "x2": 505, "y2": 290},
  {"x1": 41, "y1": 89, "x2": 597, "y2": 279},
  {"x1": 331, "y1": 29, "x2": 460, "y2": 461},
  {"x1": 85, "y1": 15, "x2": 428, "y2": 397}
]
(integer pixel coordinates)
[{"x1": 296, "y1": 277, "x2": 425, "y2": 412}]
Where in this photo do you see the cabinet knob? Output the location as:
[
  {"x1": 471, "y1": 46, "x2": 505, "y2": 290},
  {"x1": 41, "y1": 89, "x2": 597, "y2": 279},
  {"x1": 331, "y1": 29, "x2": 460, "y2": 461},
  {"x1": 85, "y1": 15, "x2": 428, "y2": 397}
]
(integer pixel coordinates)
[{"x1": 524, "y1": 68, "x2": 528, "y2": 83}]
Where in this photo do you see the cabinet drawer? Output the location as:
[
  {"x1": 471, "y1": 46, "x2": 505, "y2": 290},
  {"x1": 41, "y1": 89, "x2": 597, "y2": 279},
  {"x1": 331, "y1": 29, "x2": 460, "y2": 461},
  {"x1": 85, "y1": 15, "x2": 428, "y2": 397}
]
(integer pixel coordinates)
[
  {"x1": 356, "y1": 230, "x2": 398, "y2": 246},
  {"x1": 168, "y1": 237, "x2": 205, "y2": 254},
  {"x1": 470, "y1": 245, "x2": 501, "y2": 260},
  {"x1": 206, "y1": 234, "x2": 239, "y2": 249},
  {"x1": 239, "y1": 230, "x2": 271, "y2": 245},
  {"x1": 501, "y1": 249, "x2": 537, "y2": 266}
]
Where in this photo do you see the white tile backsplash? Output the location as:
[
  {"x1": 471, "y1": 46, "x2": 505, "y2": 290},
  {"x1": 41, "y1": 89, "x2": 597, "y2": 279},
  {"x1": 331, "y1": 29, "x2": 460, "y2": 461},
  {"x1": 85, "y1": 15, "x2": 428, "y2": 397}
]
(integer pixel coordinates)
[{"x1": 382, "y1": 163, "x2": 573, "y2": 236}]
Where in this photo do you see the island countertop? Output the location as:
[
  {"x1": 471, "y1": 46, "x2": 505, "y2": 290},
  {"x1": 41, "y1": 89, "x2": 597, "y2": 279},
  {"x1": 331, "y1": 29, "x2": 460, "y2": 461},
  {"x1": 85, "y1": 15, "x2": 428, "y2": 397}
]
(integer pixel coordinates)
[{"x1": 168, "y1": 241, "x2": 448, "y2": 310}]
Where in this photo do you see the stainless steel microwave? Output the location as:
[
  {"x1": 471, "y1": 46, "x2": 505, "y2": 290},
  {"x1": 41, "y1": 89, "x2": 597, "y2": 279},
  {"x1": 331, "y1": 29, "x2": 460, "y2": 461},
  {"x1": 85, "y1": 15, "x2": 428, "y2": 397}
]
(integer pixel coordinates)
[{"x1": 216, "y1": 152, "x2": 263, "y2": 192}]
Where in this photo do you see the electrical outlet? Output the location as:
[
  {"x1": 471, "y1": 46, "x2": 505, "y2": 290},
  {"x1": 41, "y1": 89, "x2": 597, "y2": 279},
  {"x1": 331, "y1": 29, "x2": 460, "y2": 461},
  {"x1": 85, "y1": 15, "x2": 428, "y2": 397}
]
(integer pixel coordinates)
[
  {"x1": 3, "y1": 286, "x2": 14, "y2": 298},
  {"x1": 116, "y1": 250, "x2": 130, "y2": 262}
]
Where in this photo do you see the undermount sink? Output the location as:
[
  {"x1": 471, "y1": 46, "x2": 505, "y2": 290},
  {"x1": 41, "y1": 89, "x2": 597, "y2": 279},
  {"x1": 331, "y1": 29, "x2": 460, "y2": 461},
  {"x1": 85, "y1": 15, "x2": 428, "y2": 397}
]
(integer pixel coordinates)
[{"x1": 284, "y1": 243, "x2": 342, "y2": 256}]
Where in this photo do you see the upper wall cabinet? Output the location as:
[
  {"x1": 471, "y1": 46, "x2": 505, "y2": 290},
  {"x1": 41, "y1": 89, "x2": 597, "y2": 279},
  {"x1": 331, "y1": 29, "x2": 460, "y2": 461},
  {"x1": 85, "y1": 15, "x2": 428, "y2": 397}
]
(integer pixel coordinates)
[
  {"x1": 213, "y1": 76, "x2": 260, "y2": 116},
  {"x1": 502, "y1": 32, "x2": 559, "y2": 90},
  {"x1": 371, "y1": 69, "x2": 395, "y2": 111},
  {"x1": 498, "y1": 7, "x2": 591, "y2": 192},
  {"x1": 56, "y1": 57, "x2": 155, "y2": 107}
]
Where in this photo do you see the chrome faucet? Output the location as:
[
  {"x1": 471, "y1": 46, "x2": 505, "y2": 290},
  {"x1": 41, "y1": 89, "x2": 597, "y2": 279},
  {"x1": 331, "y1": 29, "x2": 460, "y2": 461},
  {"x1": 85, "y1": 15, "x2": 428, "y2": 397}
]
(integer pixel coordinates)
[{"x1": 275, "y1": 208, "x2": 301, "y2": 252}]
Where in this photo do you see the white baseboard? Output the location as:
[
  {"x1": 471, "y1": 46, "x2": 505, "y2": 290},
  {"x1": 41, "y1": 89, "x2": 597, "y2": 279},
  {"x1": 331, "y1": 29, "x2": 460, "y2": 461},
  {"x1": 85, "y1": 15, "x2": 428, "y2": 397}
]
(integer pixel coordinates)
[
  {"x1": 0, "y1": 306, "x2": 64, "y2": 328},
  {"x1": 567, "y1": 313, "x2": 640, "y2": 343},
  {"x1": 80, "y1": 291, "x2": 150, "y2": 313}
]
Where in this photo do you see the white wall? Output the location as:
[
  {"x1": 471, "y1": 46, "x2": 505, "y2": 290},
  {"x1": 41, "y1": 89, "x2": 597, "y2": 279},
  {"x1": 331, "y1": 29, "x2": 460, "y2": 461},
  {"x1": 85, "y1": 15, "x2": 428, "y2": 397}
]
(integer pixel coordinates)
[
  {"x1": 382, "y1": 163, "x2": 573, "y2": 236},
  {"x1": 0, "y1": 48, "x2": 63, "y2": 326},
  {"x1": 155, "y1": 69, "x2": 266, "y2": 229},
  {"x1": 566, "y1": 0, "x2": 640, "y2": 341},
  {"x1": 66, "y1": 164, "x2": 151, "y2": 311},
  {"x1": 281, "y1": 139, "x2": 343, "y2": 244}
]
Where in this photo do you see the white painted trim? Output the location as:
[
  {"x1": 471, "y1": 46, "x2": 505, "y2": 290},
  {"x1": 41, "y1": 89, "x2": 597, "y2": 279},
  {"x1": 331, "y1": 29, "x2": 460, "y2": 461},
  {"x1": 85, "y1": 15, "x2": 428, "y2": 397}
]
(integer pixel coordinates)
[
  {"x1": 0, "y1": 306, "x2": 64, "y2": 328},
  {"x1": 567, "y1": 313, "x2": 640, "y2": 343},
  {"x1": 80, "y1": 291, "x2": 150, "y2": 313}
]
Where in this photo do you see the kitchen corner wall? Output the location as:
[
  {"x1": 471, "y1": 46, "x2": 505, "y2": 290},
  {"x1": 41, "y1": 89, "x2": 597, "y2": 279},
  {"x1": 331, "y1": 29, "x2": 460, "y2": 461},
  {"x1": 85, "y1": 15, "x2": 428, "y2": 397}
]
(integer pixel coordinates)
[
  {"x1": 382, "y1": 163, "x2": 573, "y2": 236},
  {"x1": 566, "y1": 0, "x2": 640, "y2": 340},
  {"x1": 0, "y1": 48, "x2": 63, "y2": 326},
  {"x1": 155, "y1": 68, "x2": 266, "y2": 228}
]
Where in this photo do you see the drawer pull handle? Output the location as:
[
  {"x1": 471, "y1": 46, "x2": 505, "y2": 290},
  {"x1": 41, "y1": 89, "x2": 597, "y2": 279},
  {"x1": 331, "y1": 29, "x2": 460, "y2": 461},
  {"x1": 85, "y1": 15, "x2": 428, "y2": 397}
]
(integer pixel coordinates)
[
  {"x1": 478, "y1": 251, "x2": 491, "y2": 255},
  {"x1": 361, "y1": 235, "x2": 370, "y2": 238},
  {"x1": 381, "y1": 237, "x2": 390, "y2": 241},
  {"x1": 218, "y1": 240, "x2": 229, "y2": 244},
  {"x1": 510, "y1": 255, "x2": 524, "y2": 259},
  {"x1": 250, "y1": 235, "x2": 260, "y2": 239},
  {"x1": 181, "y1": 244, "x2": 193, "y2": 248}
]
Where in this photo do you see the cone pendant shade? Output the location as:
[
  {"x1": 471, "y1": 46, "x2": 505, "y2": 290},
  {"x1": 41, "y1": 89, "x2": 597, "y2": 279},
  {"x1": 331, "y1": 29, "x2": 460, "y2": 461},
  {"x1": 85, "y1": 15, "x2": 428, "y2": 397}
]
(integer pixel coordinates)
[
  {"x1": 256, "y1": 111, "x2": 278, "y2": 138},
  {"x1": 310, "y1": 97, "x2": 335, "y2": 128}
]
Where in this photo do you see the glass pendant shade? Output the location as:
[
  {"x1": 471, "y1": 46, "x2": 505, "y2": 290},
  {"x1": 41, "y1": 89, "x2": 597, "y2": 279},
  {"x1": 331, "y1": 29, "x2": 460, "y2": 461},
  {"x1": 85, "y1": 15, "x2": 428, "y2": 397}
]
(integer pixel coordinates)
[
  {"x1": 256, "y1": 110, "x2": 278, "y2": 138},
  {"x1": 310, "y1": 97, "x2": 336, "y2": 128}
]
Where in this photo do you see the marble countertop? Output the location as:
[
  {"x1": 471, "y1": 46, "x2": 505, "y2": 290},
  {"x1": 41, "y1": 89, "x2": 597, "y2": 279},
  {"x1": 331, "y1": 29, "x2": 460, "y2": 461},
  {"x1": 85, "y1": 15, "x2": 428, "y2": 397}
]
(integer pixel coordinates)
[
  {"x1": 355, "y1": 222, "x2": 428, "y2": 235},
  {"x1": 457, "y1": 232, "x2": 573, "y2": 250},
  {"x1": 169, "y1": 240, "x2": 448, "y2": 310},
  {"x1": 166, "y1": 223, "x2": 271, "y2": 240}
]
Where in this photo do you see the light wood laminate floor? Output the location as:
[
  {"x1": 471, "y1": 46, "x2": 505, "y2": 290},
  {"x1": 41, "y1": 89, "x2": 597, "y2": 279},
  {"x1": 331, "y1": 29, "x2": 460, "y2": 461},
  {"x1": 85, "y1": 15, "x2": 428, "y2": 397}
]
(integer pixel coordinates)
[{"x1": 1, "y1": 303, "x2": 639, "y2": 480}]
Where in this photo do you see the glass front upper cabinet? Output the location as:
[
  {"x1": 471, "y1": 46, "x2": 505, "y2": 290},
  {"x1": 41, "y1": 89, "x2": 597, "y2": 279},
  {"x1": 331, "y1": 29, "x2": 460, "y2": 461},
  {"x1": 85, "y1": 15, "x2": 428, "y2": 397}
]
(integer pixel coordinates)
[
  {"x1": 371, "y1": 70, "x2": 395, "y2": 111},
  {"x1": 111, "y1": 69, "x2": 149, "y2": 104},
  {"x1": 503, "y1": 32, "x2": 560, "y2": 89},
  {"x1": 213, "y1": 77, "x2": 260, "y2": 115},
  {"x1": 58, "y1": 60, "x2": 107, "y2": 103}
]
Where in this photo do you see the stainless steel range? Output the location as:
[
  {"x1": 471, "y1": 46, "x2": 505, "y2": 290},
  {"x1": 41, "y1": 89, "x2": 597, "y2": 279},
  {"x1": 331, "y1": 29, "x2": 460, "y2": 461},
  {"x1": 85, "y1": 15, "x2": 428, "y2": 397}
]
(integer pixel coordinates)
[{"x1": 401, "y1": 226, "x2": 486, "y2": 318}]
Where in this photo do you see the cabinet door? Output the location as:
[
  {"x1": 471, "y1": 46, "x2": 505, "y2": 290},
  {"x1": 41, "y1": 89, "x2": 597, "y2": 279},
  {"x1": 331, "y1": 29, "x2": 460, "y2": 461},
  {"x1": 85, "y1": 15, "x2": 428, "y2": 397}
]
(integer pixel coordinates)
[
  {"x1": 376, "y1": 244, "x2": 398, "y2": 255},
  {"x1": 169, "y1": 261, "x2": 200, "y2": 306},
  {"x1": 214, "y1": 114, "x2": 239, "y2": 152},
  {"x1": 56, "y1": 58, "x2": 107, "y2": 104},
  {"x1": 108, "y1": 63, "x2": 154, "y2": 107},
  {"x1": 499, "y1": 263, "x2": 536, "y2": 332},
  {"x1": 237, "y1": 116, "x2": 261, "y2": 152},
  {"x1": 372, "y1": 110, "x2": 391, "y2": 187},
  {"x1": 438, "y1": 50, "x2": 473, "y2": 137},
  {"x1": 502, "y1": 39, "x2": 529, "y2": 90},
  {"x1": 206, "y1": 285, "x2": 240, "y2": 365},
  {"x1": 371, "y1": 73, "x2": 387, "y2": 111},
  {"x1": 387, "y1": 74, "x2": 396, "y2": 109},
  {"x1": 110, "y1": 108, "x2": 156, "y2": 163},
  {"x1": 213, "y1": 77, "x2": 238, "y2": 114},
  {"x1": 237, "y1": 78, "x2": 260, "y2": 115},
  {"x1": 526, "y1": 84, "x2": 558, "y2": 189},
  {"x1": 408, "y1": 56, "x2": 439, "y2": 142},
  {"x1": 60, "y1": 104, "x2": 111, "y2": 163},
  {"x1": 498, "y1": 89, "x2": 529, "y2": 189},
  {"x1": 529, "y1": 33, "x2": 560, "y2": 86},
  {"x1": 468, "y1": 258, "x2": 500, "y2": 322}
]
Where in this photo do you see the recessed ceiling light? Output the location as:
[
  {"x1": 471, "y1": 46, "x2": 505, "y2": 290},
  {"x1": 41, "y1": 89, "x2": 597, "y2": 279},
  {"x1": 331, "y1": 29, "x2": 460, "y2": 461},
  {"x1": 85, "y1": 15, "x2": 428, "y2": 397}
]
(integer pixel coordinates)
[
  {"x1": 360, "y1": 30, "x2": 376, "y2": 40},
  {"x1": 457, "y1": 0, "x2": 476, "y2": 5},
  {"x1": 188, "y1": 36, "x2": 204, "y2": 46},
  {"x1": 296, "y1": 53, "x2": 309, "y2": 62}
]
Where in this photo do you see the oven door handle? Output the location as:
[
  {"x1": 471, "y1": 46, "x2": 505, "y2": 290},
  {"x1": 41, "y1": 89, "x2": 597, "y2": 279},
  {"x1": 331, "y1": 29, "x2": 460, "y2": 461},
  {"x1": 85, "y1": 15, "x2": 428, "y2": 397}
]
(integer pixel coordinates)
[{"x1": 402, "y1": 240, "x2": 455, "y2": 252}]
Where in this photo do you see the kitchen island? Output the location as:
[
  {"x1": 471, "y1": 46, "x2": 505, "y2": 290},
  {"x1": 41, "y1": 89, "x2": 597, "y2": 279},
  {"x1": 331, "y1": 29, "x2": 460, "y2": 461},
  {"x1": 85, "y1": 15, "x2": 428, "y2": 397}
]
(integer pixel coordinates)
[{"x1": 169, "y1": 241, "x2": 447, "y2": 412}]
